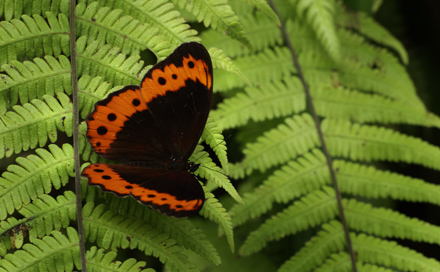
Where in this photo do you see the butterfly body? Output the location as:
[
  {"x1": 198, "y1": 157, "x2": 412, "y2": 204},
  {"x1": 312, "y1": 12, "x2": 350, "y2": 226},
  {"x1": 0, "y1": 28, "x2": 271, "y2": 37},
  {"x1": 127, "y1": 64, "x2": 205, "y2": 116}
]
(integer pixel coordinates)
[{"x1": 82, "y1": 42, "x2": 213, "y2": 217}]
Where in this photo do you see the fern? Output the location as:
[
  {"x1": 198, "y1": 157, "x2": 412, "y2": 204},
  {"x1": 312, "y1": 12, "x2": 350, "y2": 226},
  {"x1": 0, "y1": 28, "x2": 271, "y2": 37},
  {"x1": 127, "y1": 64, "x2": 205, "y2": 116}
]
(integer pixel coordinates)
[
  {"x1": 0, "y1": 0, "x2": 70, "y2": 20},
  {"x1": 214, "y1": 46, "x2": 295, "y2": 91},
  {"x1": 2, "y1": 0, "x2": 440, "y2": 271},
  {"x1": 0, "y1": 228, "x2": 80, "y2": 271},
  {"x1": 0, "y1": 55, "x2": 71, "y2": 113},
  {"x1": 172, "y1": 0, "x2": 251, "y2": 48},
  {"x1": 0, "y1": 94, "x2": 72, "y2": 159},
  {"x1": 76, "y1": 2, "x2": 172, "y2": 59},
  {"x1": 201, "y1": 12, "x2": 282, "y2": 58},
  {"x1": 83, "y1": 202, "x2": 200, "y2": 272},
  {"x1": 0, "y1": 12, "x2": 69, "y2": 67},
  {"x1": 77, "y1": 0, "x2": 198, "y2": 46},
  {"x1": 204, "y1": 0, "x2": 440, "y2": 271},
  {"x1": 86, "y1": 246, "x2": 154, "y2": 271},
  {"x1": 105, "y1": 195, "x2": 221, "y2": 265},
  {"x1": 212, "y1": 76, "x2": 305, "y2": 129},
  {"x1": 76, "y1": 37, "x2": 144, "y2": 86},
  {"x1": 0, "y1": 144, "x2": 74, "y2": 220},
  {"x1": 294, "y1": 0, "x2": 340, "y2": 61}
]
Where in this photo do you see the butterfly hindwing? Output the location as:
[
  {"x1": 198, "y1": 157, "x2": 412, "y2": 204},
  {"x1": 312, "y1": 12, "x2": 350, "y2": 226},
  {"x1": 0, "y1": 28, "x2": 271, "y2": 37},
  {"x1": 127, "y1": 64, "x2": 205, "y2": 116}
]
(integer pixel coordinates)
[{"x1": 83, "y1": 163, "x2": 204, "y2": 217}]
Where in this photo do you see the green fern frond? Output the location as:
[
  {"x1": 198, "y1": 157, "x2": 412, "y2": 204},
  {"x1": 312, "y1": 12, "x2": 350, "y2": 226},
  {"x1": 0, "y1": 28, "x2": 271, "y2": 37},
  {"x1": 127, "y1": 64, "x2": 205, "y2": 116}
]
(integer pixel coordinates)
[
  {"x1": 0, "y1": 93, "x2": 72, "y2": 159},
  {"x1": 353, "y1": 233, "x2": 440, "y2": 270},
  {"x1": 0, "y1": 227, "x2": 80, "y2": 271},
  {"x1": 336, "y1": 4, "x2": 408, "y2": 64},
  {"x1": 315, "y1": 252, "x2": 353, "y2": 272},
  {"x1": 230, "y1": 149, "x2": 329, "y2": 227},
  {"x1": 0, "y1": 12, "x2": 69, "y2": 67},
  {"x1": 192, "y1": 147, "x2": 242, "y2": 204},
  {"x1": 335, "y1": 160, "x2": 440, "y2": 205},
  {"x1": 240, "y1": 114, "x2": 319, "y2": 173},
  {"x1": 86, "y1": 246, "x2": 154, "y2": 271},
  {"x1": 201, "y1": 12, "x2": 281, "y2": 58},
  {"x1": 0, "y1": 144, "x2": 74, "y2": 219},
  {"x1": 212, "y1": 77, "x2": 305, "y2": 130},
  {"x1": 214, "y1": 46, "x2": 294, "y2": 91},
  {"x1": 106, "y1": 196, "x2": 221, "y2": 266},
  {"x1": 17, "y1": 191, "x2": 76, "y2": 241},
  {"x1": 357, "y1": 263, "x2": 395, "y2": 272},
  {"x1": 76, "y1": 37, "x2": 144, "y2": 86},
  {"x1": 287, "y1": 18, "x2": 424, "y2": 110},
  {"x1": 85, "y1": 0, "x2": 198, "y2": 46},
  {"x1": 172, "y1": 0, "x2": 250, "y2": 48},
  {"x1": 83, "y1": 202, "x2": 198, "y2": 272},
  {"x1": 338, "y1": 58, "x2": 423, "y2": 109},
  {"x1": 0, "y1": 0, "x2": 69, "y2": 21},
  {"x1": 200, "y1": 191, "x2": 234, "y2": 252},
  {"x1": 207, "y1": 47, "x2": 250, "y2": 87},
  {"x1": 323, "y1": 119, "x2": 440, "y2": 170},
  {"x1": 76, "y1": 2, "x2": 172, "y2": 59},
  {"x1": 0, "y1": 55, "x2": 71, "y2": 113},
  {"x1": 0, "y1": 191, "x2": 75, "y2": 252},
  {"x1": 0, "y1": 217, "x2": 26, "y2": 252},
  {"x1": 345, "y1": 199, "x2": 440, "y2": 244},
  {"x1": 77, "y1": 76, "x2": 119, "y2": 119},
  {"x1": 240, "y1": 0, "x2": 280, "y2": 26},
  {"x1": 278, "y1": 220, "x2": 345, "y2": 272},
  {"x1": 313, "y1": 85, "x2": 440, "y2": 127},
  {"x1": 239, "y1": 186, "x2": 337, "y2": 256},
  {"x1": 201, "y1": 116, "x2": 229, "y2": 174},
  {"x1": 295, "y1": 0, "x2": 340, "y2": 61}
]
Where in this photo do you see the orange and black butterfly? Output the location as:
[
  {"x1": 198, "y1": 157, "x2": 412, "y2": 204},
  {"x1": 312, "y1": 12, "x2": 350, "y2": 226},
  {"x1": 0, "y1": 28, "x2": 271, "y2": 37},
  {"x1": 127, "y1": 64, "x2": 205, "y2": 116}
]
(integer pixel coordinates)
[{"x1": 82, "y1": 42, "x2": 213, "y2": 217}]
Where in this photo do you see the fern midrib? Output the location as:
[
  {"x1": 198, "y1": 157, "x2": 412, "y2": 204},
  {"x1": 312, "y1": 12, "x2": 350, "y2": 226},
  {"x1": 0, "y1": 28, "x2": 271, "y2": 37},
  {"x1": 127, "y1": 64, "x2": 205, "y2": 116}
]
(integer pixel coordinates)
[
  {"x1": 0, "y1": 197, "x2": 75, "y2": 237},
  {"x1": 19, "y1": 239, "x2": 79, "y2": 270},
  {"x1": 240, "y1": 54, "x2": 290, "y2": 74},
  {"x1": 315, "y1": 93, "x2": 427, "y2": 117},
  {"x1": 199, "y1": 0, "x2": 237, "y2": 32},
  {"x1": 242, "y1": 191, "x2": 337, "y2": 253},
  {"x1": 77, "y1": 54, "x2": 139, "y2": 81},
  {"x1": 127, "y1": 1, "x2": 187, "y2": 43},
  {"x1": 1, "y1": 108, "x2": 71, "y2": 136},
  {"x1": 327, "y1": 132, "x2": 436, "y2": 164},
  {"x1": 0, "y1": 70, "x2": 71, "y2": 94},
  {"x1": 245, "y1": 18, "x2": 277, "y2": 37},
  {"x1": 217, "y1": 89, "x2": 300, "y2": 121},
  {"x1": 233, "y1": 162, "x2": 328, "y2": 226},
  {"x1": 339, "y1": 170, "x2": 440, "y2": 205},
  {"x1": 0, "y1": 31, "x2": 69, "y2": 46},
  {"x1": 0, "y1": 155, "x2": 73, "y2": 200},
  {"x1": 244, "y1": 126, "x2": 317, "y2": 167},
  {"x1": 339, "y1": 65, "x2": 421, "y2": 108},
  {"x1": 345, "y1": 200, "x2": 440, "y2": 243},
  {"x1": 354, "y1": 237, "x2": 440, "y2": 270},
  {"x1": 282, "y1": 223, "x2": 345, "y2": 271},
  {"x1": 76, "y1": 17, "x2": 145, "y2": 51},
  {"x1": 83, "y1": 216, "x2": 194, "y2": 271}
]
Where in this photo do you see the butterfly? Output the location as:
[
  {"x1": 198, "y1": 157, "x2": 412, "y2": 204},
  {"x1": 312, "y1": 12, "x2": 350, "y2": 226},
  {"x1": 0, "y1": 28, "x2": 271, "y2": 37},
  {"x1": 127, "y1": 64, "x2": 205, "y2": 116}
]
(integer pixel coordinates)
[{"x1": 82, "y1": 42, "x2": 213, "y2": 217}]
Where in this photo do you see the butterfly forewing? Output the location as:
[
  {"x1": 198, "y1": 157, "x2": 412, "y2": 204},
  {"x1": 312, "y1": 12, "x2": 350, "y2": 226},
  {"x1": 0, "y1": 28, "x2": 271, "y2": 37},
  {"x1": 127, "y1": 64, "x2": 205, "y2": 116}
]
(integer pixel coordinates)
[{"x1": 140, "y1": 43, "x2": 213, "y2": 160}]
